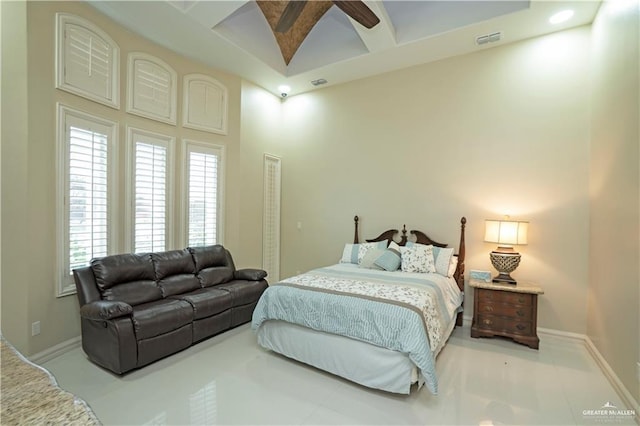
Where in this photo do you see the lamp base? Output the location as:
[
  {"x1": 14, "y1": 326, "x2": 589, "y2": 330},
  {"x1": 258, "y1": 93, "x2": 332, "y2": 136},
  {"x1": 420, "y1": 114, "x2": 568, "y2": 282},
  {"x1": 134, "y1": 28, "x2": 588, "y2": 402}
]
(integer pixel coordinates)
[
  {"x1": 489, "y1": 251, "x2": 521, "y2": 286},
  {"x1": 492, "y1": 273, "x2": 517, "y2": 285}
]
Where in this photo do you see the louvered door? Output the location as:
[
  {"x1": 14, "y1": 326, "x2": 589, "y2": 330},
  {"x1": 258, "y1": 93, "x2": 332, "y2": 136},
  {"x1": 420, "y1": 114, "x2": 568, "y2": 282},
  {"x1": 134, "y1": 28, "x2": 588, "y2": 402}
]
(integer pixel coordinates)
[{"x1": 263, "y1": 155, "x2": 281, "y2": 282}]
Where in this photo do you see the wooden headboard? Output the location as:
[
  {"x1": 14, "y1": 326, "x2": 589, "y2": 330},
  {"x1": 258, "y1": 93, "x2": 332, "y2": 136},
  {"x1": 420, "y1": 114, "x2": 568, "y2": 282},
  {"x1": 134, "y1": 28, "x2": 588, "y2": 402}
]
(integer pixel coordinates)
[{"x1": 352, "y1": 215, "x2": 467, "y2": 326}]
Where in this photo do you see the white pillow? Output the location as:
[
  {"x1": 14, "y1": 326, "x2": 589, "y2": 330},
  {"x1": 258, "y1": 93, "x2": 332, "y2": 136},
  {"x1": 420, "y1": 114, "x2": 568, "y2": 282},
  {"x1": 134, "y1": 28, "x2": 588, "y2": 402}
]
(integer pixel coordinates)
[
  {"x1": 340, "y1": 244, "x2": 358, "y2": 263},
  {"x1": 400, "y1": 244, "x2": 436, "y2": 273},
  {"x1": 448, "y1": 256, "x2": 458, "y2": 278},
  {"x1": 434, "y1": 247, "x2": 455, "y2": 277}
]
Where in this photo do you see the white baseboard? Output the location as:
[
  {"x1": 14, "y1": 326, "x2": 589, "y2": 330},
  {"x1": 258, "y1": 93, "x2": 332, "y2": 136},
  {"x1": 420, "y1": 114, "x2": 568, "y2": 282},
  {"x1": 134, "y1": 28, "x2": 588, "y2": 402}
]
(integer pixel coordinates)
[
  {"x1": 584, "y1": 336, "x2": 640, "y2": 424},
  {"x1": 29, "y1": 336, "x2": 81, "y2": 364},
  {"x1": 537, "y1": 326, "x2": 586, "y2": 342},
  {"x1": 540, "y1": 328, "x2": 638, "y2": 422}
]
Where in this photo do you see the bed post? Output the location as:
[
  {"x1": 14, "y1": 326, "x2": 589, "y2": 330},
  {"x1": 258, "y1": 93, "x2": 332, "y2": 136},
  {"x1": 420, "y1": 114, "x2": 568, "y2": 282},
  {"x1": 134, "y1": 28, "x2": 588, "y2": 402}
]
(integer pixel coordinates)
[
  {"x1": 455, "y1": 217, "x2": 466, "y2": 326},
  {"x1": 354, "y1": 215, "x2": 359, "y2": 244}
]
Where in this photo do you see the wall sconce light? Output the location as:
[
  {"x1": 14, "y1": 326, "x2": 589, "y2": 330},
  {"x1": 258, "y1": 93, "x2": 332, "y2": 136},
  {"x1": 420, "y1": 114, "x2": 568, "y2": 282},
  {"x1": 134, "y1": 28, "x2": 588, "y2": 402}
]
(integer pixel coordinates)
[
  {"x1": 278, "y1": 84, "x2": 291, "y2": 98},
  {"x1": 484, "y1": 218, "x2": 528, "y2": 285}
]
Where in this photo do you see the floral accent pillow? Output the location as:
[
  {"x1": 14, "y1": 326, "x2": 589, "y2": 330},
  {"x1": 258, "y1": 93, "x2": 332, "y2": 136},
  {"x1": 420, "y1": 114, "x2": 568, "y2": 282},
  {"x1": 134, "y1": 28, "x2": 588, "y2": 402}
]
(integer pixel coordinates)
[
  {"x1": 357, "y1": 242, "x2": 386, "y2": 264},
  {"x1": 400, "y1": 244, "x2": 436, "y2": 273},
  {"x1": 340, "y1": 241, "x2": 386, "y2": 264}
]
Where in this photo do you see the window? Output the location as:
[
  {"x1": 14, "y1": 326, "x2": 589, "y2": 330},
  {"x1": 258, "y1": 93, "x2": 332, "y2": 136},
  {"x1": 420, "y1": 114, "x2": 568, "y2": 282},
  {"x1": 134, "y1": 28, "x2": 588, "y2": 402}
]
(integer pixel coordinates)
[
  {"x1": 127, "y1": 53, "x2": 177, "y2": 124},
  {"x1": 126, "y1": 128, "x2": 174, "y2": 253},
  {"x1": 56, "y1": 13, "x2": 120, "y2": 109},
  {"x1": 183, "y1": 74, "x2": 228, "y2": 135},
  {"x1": 57, "y1": 104, "x2": 117, "y2": 296},
  {"x1": 183, "y1": 141, "x2": 224, "y2": 247}
]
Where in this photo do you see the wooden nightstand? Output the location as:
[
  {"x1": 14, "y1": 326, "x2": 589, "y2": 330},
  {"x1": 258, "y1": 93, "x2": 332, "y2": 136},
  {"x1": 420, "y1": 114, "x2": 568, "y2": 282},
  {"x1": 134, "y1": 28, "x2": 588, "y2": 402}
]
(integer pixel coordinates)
[{"x1": 470, "y1": 278, "x2": 544, "y2": 349}]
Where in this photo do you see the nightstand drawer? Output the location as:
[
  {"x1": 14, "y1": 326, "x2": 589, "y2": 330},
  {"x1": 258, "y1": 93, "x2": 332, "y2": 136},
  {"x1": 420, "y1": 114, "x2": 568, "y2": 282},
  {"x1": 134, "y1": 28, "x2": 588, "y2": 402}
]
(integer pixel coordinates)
[
  {"x1": 479, "y1": 302, "x2": 532, "y2": 319},
  {"x1": 477, "y1": 315, "x2": 533, "y2": 335},
  {"x1": 477, "y1": 288, "x2": 532, "y2": 306}
]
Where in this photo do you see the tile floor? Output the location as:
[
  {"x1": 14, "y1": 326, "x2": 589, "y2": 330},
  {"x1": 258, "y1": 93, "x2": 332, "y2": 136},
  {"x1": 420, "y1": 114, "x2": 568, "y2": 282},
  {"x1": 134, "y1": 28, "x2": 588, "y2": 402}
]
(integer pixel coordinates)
[{"x1": 41, "y1": 324, "x2": 636, "y2": 425}]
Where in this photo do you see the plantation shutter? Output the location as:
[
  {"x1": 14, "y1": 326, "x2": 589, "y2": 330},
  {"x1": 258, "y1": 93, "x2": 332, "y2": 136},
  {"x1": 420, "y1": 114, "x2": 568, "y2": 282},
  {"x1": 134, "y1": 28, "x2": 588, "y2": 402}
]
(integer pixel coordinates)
[
  {"x1": 183, "y1": 74, "x2": 228, "y2": 134},
  {"x1": 262, "y1": 155, "x2": 281, "y2": 282},
  {"x1": 187, "y1": 149, "x2": 220, "y2": 246},
  {"x1": 66, "y1": 117, "x2": 110, "y2": 273},
  {"x1": 57, "y1": 14, "x2": 119, "y2": 108},
  {"x1": 129, "y1": 54, "x2": 176, "y2": 124},
  {"x1": 133, "y1": 140, "x2": 168, "y2": 253}
]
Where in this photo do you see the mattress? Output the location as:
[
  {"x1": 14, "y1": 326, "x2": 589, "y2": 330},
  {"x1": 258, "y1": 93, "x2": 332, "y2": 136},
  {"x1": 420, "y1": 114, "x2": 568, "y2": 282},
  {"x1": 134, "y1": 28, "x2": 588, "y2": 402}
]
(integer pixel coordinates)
[{"x1": 252, "y1": 263, "x2": 463, "y2": 394}]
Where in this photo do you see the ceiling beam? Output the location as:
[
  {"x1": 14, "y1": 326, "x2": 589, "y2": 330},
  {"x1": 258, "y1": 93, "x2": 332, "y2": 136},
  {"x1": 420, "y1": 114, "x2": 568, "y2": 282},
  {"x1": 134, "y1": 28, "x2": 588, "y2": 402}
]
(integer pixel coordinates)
[{"x1": 348, "y1": 0, "x2": 396, "y2": 53}]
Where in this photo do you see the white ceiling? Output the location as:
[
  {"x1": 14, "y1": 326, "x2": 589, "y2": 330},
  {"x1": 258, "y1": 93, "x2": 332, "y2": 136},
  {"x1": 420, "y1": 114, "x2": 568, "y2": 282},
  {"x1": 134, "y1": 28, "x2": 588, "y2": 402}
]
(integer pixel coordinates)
[{"x1": 90, "y1": 0, "x2": 601, "y2": 97}]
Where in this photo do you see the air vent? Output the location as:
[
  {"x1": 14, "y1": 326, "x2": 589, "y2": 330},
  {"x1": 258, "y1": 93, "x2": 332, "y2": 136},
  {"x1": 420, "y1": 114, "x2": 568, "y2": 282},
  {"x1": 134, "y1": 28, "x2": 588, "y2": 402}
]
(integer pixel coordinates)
[
  {"x1": 311, "y1": 78, "x2": 328, "y2": 86},
  {"x1": 476, "y1": 32, "x2": 502, "y2": 46}
]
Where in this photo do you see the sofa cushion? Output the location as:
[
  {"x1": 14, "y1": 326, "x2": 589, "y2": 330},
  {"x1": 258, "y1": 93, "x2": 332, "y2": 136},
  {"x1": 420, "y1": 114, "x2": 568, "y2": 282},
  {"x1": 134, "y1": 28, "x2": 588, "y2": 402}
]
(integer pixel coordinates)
[
  {"x1": 101, "y1": 280, "x2": 162, "y2": 306},
  {"x1": 157, "y1": 275, "x2": 202, "y2": 297},
  {"x1": 92, "y1": 253, "x2": 155, "y2": 289},
  {"x1": 170, "y1": 288, "x2": 233, "y2": 320},
  {"x1": 197, "y1": 267, "x2": 235, "y2": 288},
  {"x1": 152, "y1": 249, "x2": 196, "y2": 279},
  {"x1": 189, "y1": 245, "x2": 230, "y2": 271},
  {"x1": 91, "y1": 253, "x2": 162, "y2": 305},
  {"x1": 217, "y1": 280, "x2": 268, "y2": 306},
  {"x1": 132, "y1": 299, "x2": 193, "y2": 340},
  {"x1": 151, "y1": 250, "x2": 200, "y2": 296}
]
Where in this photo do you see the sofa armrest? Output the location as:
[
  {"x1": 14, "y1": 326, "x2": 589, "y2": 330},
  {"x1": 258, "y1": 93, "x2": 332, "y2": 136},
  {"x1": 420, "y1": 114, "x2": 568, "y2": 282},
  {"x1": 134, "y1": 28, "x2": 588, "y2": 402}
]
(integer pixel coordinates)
[
  {"x1": 234, "y1": 268, "x2": 267, "y2": 281},
  {"x1": 80, "y1": 301, "x2": 133, "y2": 321}
]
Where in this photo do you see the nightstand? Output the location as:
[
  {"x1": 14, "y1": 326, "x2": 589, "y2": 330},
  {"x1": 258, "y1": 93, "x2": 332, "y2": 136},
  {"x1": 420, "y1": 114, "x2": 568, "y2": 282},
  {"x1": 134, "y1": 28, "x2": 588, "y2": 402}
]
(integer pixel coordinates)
[{"x1": 470, "y1": 278, "x2": 544, "y2": 349}]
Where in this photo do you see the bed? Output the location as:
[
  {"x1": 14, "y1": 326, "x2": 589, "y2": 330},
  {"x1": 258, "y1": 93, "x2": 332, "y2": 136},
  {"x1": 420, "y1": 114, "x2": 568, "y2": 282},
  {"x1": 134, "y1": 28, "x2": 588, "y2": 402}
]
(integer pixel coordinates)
[{"x1": 251, "y1": 216, "x2": 467, "y2": 395}]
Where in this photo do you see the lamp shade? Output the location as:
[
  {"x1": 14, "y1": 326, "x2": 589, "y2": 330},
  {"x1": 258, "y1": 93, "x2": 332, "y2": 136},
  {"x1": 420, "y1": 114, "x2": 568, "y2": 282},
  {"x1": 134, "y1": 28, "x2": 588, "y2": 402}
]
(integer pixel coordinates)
[{"x1": 484, "y1": 220, "x2": 528, "y2": 246}]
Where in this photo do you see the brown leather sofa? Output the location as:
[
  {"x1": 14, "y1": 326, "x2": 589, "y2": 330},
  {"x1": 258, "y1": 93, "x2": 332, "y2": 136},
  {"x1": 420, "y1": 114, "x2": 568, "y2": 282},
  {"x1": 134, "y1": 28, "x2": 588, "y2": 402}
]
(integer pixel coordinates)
[{"x1": 73, "y1": 245, "x2": 268, "y2": 374}]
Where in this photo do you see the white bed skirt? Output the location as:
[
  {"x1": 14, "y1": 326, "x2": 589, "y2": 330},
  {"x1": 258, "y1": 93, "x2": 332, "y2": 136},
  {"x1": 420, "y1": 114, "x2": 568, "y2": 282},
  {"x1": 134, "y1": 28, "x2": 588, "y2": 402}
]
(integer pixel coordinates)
[{"x1": 256, "y1": 320, "x2": 419, "y2": 394}]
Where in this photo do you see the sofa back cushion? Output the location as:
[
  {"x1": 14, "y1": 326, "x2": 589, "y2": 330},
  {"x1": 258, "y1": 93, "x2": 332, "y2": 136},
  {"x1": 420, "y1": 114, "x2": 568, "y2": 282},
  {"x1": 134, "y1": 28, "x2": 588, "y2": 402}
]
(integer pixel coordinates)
[
  {"x1": 91, "y1": 253, "x2": 162, "y2": 305},
  {"x1": 188, "y1": 245, "x2": 235, "y2": 287},
  {"x1": 151, "y1": 249, "x2": 200, "y2": 296}
]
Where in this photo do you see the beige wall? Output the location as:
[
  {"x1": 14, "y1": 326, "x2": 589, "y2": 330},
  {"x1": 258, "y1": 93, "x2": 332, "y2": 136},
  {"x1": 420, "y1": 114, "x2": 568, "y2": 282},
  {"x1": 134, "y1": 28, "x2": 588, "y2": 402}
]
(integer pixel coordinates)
[
  {"x1": 588, "y1": 0, "x2": 640, "y2": 403},
  {"x1": 1, "y1": 0, "x2": 30, "y2": 351},
  {"x1": 237, "y1": 81, "x2": 284, "y2": 270},
  {"x1": 278, "y1": 27, "x2": 592, "y2": 333},
  {"x1": 1, "y1": 1, "x2": 244, "y2": 355}
]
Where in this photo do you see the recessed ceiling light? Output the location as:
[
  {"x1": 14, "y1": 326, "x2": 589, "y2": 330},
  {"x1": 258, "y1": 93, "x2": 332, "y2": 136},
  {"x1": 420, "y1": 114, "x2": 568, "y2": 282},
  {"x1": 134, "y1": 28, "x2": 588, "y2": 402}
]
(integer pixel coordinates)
[{"x1": 549, "y1": 10, "x2": 574, "y2": 24}]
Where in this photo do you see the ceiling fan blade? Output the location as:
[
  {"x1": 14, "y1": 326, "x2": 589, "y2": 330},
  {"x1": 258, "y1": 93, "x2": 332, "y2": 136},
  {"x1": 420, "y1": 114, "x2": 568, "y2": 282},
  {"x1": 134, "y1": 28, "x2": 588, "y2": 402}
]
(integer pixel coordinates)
[
  {"x1": 332, "y1": 1, "x2": 380, "y2": 29},
  {"x1": 276, "y1": 1, "x2": 307, "y2": 33}
]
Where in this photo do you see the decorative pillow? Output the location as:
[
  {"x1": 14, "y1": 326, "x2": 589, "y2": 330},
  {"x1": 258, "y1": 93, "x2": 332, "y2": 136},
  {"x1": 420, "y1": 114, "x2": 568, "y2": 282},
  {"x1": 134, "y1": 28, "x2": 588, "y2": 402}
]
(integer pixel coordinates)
[
  {"x1": 340, "y1": 241, "x2": 386, "y2": 264},
  {"x1": 358, "y1": 248, "x2": 385, "y2": 270},
  {"x1": 448, "y1": 255, "x2": 458, "y2": 277},
  {"x1": 340, "y1": 244, "x2": 359, "y2": 264},
  {"x1": 374, "y1": 241, "x2": 402, "y2": 272},
  {"x1": 400, "y1": 244, "x2": 436, "y2": 273},
  {"x1": 433, "y1": 247, "x2": 454, "y2": 277}
]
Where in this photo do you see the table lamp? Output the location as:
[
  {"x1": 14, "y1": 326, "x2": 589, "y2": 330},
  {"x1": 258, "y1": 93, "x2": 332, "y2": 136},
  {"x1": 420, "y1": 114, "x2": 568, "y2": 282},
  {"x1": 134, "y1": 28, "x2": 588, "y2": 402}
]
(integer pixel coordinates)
[{"x1": 484, "y1": 218, "x2": 528, "y2": 285}]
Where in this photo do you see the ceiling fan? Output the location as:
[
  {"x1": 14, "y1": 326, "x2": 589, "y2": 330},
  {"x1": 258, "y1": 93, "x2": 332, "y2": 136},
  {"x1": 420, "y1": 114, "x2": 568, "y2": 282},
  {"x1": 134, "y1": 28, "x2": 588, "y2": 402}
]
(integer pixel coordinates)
[{"x1": 256, "y1": 0, "x2": 381, "y2": 65}]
